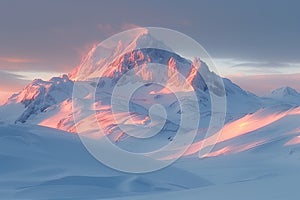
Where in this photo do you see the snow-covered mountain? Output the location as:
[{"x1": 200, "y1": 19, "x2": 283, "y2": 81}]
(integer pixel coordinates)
[
  {"x1": 0, "y1": 32, "x2": 262, "y2": 133},
  {"x1": 265, "y1": 86, "x2": 300, "y2": 106},
  {"x1": 69, "y1": 29, "x2": 172, "y2": 81},
  {"x1": 0, "y1": 30, "x2": 299, "y2": 158},
  {"x1": 0, "y1": 75, "x2": 74, "y2": 129},
  {"x1": 1, "y1": 29, "x2": 300, "y2": 200}
]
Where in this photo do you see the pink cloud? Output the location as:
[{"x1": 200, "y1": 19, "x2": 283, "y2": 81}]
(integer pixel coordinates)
[
  {"x1": 0, "y1": 71, "x2": 30, "y2": 92},
  {"x1": 121, "y1": 23, "x2": 142, "y2": 31},
  {"x1": 97, "y1": 23, "x2": 143, "y2": 36},
  {"x1": 97, "y1": 24, "x2": 114, "y2": 35},
  {"x1": 0, "y1": 91, "x2": 13, "y2": 105},
  {"x1": 0, "y1": 57, "x2": 37, "y2": 64},
  {"x1": 0, "y1": 71, "x2": 29, "y2": 105}
]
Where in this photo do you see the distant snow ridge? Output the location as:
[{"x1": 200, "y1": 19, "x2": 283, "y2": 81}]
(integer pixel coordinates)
[
  {"x1": 270, "y1": 86, "x2": 300, "y2": 98},
  {"x1": 7, "y1": 75, "x2": 74, "y2": 123},
  {"x1": 266, "y1": 86, "x2": 300, "y2": 106}
]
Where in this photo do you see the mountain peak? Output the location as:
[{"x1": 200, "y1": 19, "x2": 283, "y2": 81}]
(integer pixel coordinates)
[
  {"x1": 5, "y1": 75, "x2": 74, "y2": 123},
  {"x1": 266, "y1": 86, "x2": 300, "y2": 106},
  {"x1": 70, "y1": 29, "x2": 172, "y2": 81},
  {"x1": 270, "y1": 86, "x2": 299, "y2": 97},
  {"x1": 134, "y1": 31, "x2": 172, "y2": 52}
]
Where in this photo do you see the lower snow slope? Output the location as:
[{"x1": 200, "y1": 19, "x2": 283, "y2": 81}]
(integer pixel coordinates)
[
  {"x1": 0, "y1": 104, "x2": 300, "y2": 200},
  {"x1": 0, "y1": 123, "x2": 211, "y2": 200}
]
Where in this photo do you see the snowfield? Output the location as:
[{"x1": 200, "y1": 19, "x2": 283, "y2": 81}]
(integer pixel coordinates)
[
  {"x1": 0, "y1": 115, "x2": 300, "y2": 199},
  {"x1": 0, "y1": 123, "x2": 212, "y2": 199}
]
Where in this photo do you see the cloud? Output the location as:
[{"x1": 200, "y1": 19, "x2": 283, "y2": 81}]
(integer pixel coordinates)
[
  {"x1": 0, "y1": 57, "x2": 46, "y2": 72},
  {"x1": 0, "y1": 56, "x2": 39, "y2": 71},
  {"x1": 235, "y1": 68, "x2": 281, "y2": 75},
  {"x1": 232, "y1": 62, "x2": 291, "y2": 69},
  {"x1": 215, "y1": 58, "x2": 300, "y2": 76},
  {"x1": 0, "y1": 91, "x2": 12, "y2": 105},
  {"x1": 0, "y1": 71, "x2": 30, "y2": 92},
  {"x1": 0, "y1": 60, "x2": 72, "y2": 72},
  {"x1": 97, "y1": 23, "x2": 142, "y2": 35},
  {"x1": 0, "y1": 57, "x2": 37, "y2": 64},
  {"x1": 121, "y1": 23, "x2": 142, "y2": 31},
  {"x1": 97, "y1": 24, "x2": 114, "y2": 35}
]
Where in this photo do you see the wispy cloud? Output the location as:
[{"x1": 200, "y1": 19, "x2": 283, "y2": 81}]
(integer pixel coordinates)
[
  {"x1": 0, "y1": 71, "x2": 30, "y2": 92},
  {"x1": 215, "y1": 58, "x2": 300, "y2": 76},
  {"x1": 121, "y1": 23, "x2": 142, "y2": 31},
  {"x1": 0, "y1": 57, "x2": 37, "y2": 64},
  {"x1": 0, "y1": 60, "x2": 72, "y2": 72},
  {"x1": 97, "y1": 24, "x2": 114, "y2": 35},
  {"x1": 232, "y1": 62, "x2": 291, "y2": 68},
  {"x1": 0, "y1": 91, "x2": 12, "y2": 105},
  {"x1": 235, "y1": 67, "x2": 281, "y2": 75},
  {"x1": 97, "y1": 23, "x2": 142, "y2": 35}
]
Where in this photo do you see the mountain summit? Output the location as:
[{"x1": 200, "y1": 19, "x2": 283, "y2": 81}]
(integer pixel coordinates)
[
  {"x1": 266, "y1": 86, "x2": 300, "y2": 106},
  {"x1": 269, "y1": 86, "x2": 300, "y2": 98},
  {"x1": 1, "y1": 29, "x2": 299, "y2": 166},
  {"x1": 69, "y1": 29, "x2": 171, "y2": 81},
  {"x1": 0, "y1": 30, "x2": 262, "y2": 133}
]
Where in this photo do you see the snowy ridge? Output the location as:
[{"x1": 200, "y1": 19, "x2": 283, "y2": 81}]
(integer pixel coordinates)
[
  {"x1": 266, "y1": 86, "x2": 300, "y2": 106},
  {"x1": 1, "y1": 75, "x2": 73, "y2": 124},
  {"x1": 1, "y1": 50, "x2": 261, "y2": 132},
  {"x1": 0, "y1": 30, "x2": 298, "y2": 157},
  {"x1": 270, "y1": 86, "x2": 299, "y2": 97}
]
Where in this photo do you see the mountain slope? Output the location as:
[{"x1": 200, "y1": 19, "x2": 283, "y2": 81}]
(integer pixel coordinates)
[
  {"x1": 0, "y1": 31, "x2": 263, "y2": 146},
  {"x1": 266, "y1": 86, "x2": 300, "y2": 106},
  {"x1": 0, "y1": 75, "x2": 73, "y2": 125},
  {"x1": 0, "y1": 122, "x2": 213, "y2": 199},
  {"x1": 0, "y1": 118, "x2": 300, "y2": 199}
]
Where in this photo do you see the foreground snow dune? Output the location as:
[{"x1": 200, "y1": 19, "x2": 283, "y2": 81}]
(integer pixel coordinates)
[
  {"x1": 0, "y1": 123, "x2": 212, "y2": 199},
  {"x1": 0, "y1": 106, "x2": 300, "y2": 200}
]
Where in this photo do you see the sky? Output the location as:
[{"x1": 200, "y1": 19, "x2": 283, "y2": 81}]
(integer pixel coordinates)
[{"x1": 0, "y1": 0, "x2": 300, "y2": 103}]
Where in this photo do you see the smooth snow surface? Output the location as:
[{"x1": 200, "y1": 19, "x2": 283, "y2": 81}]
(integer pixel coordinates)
[{"x1": 0, "y1": 120, "x2": 299, "y2": 199}]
